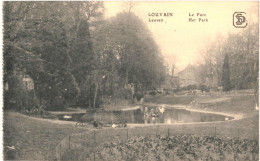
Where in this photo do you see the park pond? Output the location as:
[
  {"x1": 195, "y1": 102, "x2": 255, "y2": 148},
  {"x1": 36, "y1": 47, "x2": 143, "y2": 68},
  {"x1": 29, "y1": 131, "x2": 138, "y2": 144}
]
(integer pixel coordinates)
[{"x1": 56, "y1": 106, "x2": 234, "y2": 125}]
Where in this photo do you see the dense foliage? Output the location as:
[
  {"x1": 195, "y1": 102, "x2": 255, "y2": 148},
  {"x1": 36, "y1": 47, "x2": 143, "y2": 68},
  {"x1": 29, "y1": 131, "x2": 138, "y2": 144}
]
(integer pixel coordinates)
[
  {"x1": 3, "y1": 2, "x2": 166, "y2": 111},
  {"x1": 95, "y1": 135, "x2": 259, "y2": 161}
]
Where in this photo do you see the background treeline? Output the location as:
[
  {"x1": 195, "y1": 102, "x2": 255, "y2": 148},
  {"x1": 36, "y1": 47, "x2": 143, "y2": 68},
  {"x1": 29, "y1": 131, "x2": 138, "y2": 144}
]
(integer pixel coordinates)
[
  {"x1": 3, "y1": 2, "x2": 166, "y2": 111},
  {"x1": 193, "y1": 24, "x2": 258, "y2": 92}
]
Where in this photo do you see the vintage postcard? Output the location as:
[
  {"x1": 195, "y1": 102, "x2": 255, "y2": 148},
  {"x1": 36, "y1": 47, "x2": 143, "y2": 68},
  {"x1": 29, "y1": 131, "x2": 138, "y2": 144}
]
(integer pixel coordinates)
[{"x1": 2, "y1": 1, "x2": 259, "y2": 160}]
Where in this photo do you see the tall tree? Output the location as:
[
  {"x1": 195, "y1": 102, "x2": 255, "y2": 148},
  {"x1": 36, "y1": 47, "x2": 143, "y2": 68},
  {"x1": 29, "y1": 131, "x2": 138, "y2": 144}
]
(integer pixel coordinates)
[
  {"x1": 91, "y1": 12, "x2": 166, "y2": 105},
  {"x1": 221, "y1": 54, "x2": 231, "y2": 92}
]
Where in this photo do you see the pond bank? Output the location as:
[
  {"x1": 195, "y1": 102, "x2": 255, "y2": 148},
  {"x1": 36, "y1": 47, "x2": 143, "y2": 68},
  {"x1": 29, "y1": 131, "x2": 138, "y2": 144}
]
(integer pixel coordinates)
[{"x1": 4, "y1": 94, "x2": 258, "y2": 160}]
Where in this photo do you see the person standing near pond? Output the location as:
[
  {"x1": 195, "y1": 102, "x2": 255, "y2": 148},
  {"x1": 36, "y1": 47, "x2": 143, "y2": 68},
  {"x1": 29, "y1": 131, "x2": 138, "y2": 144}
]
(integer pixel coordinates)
[
  {"x1": 144, "y1": 107, "x2": 150, "y2": 124},
  {"x1": 155, "y1": 107, "x2": 160, "y2": 123},
  {"x1": 159, "y1": 105, "x2": 165, "y2": 113},
  {"x1": 150, "y1": 109, "x2": 158, "y2": 124},
  {"x1": 158, "y1": 105, "x2": 165, "y2": 123}
]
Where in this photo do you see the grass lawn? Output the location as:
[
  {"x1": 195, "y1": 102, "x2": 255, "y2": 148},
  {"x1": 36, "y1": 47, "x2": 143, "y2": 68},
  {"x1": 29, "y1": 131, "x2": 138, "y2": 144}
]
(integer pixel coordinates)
[
  {"x1": 3, "y1": 112, "x2": 91, "y2": 160},
  {"x1": 3, "y1": 92, "x2": 259, "y2": 160},
  {"x1": 192, "y1": 93, "x2": 258, "y2": 116},
  {"x1": 145, "y1": 94, "x2": 195, "y2": 105}
]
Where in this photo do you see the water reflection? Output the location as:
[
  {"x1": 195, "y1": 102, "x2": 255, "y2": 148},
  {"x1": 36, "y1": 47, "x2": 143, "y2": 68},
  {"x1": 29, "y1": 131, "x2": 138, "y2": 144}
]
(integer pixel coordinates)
[
  {"x1": 137, "y1": 107, "x2": 233, "y2": 124},
  {"x1": 58, "y1": 106, "x2": 234, "y2": 124},
  {"x1": 110, "y1": 106, "x2": 233, "y2": 124}
]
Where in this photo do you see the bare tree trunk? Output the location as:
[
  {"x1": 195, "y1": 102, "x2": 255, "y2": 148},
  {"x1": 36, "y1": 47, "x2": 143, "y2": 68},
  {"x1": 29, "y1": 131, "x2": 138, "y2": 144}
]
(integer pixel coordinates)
[
  {"x1": 93, "y1": 81, "x2": 99, "y2": 108},
  {"x1": 131, "y1": 85, "x2": 135, "y2": 104},
  {"x1": 88, "y1": 97, "x2": 91, "y2": 109}
]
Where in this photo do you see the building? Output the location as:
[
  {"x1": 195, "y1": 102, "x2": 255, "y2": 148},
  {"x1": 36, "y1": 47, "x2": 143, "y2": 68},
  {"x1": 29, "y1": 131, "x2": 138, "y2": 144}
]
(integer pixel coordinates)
[
  {"x1": 4, "y1": 74, "x2": 34, "y2": 91},
  {"x1": 22, "y1": 75, "x2": 34, "y2": 90},
  {"x1": 178, "y1": 64, "x2": 197, "y2": 87},
  {"x1": 161, "y1": 75, "x2": 180, "y2": 89}
]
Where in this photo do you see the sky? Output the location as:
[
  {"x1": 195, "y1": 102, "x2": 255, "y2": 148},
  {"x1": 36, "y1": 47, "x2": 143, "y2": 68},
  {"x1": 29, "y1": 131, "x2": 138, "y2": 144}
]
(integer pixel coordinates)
[{"x1": 104, "y1": 1, "x2": 258, "y2": 73}]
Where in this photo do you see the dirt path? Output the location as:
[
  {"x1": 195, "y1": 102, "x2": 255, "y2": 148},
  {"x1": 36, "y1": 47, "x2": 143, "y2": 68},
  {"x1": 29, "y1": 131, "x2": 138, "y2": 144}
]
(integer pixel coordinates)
[{"x1": 198, "y1": 97, "x2": 231, "y2": 103}]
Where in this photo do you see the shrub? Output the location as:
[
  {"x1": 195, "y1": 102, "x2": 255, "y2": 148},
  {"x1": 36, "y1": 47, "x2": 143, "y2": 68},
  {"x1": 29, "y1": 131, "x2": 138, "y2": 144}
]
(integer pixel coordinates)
[
  {"x1": 134, "y1": 91, "x2": 144, "y2": 101},
  {"x1": 199, "y1": 85, "x2": 210, "y2": 92},
  {"x1": 149, "y1": 91, "x2": 157, "y2": 96},
  {"x1": 94, "y1": 135, "x2": 259, "y2": 161},
  {"x1": 20, "y1": 103, "x2": 49, "y2": 118}
]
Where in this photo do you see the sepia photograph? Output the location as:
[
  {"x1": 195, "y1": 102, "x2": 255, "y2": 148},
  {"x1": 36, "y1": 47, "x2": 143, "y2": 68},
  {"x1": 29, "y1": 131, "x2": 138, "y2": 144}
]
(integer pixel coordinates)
[{"x1": 2, "y1": 1, "x2": 259, "y2": 160}]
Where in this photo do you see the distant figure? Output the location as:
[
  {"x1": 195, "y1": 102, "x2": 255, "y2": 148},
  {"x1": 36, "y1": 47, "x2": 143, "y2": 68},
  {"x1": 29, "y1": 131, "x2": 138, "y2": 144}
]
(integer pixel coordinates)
[
  {"x1": 155, "y1": 107, "x2": 160, "y2": 123},
  {"x1": 159, "y1": 105, "x2": 165, "y2": 113},
  {"x1": 112, "y1": 123, "x2": 127, "y2": 128},
  {"x1": 150, "y1": 109, "x2": 158, "y2": 124},
  {"x1": 63, "y1": 115, "x2": 72, "y2": 120},
  {"x1": 190, "y1": 100, "x2": 196, "y2": 105},
  {"x1": 144, "y1": 107, "x2": 150, "y2": 124},
  {"x1": 93, "y1": 120, "x2": 103, "y2": 128}
]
